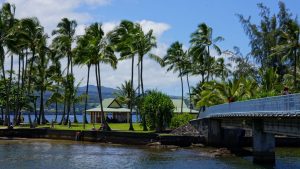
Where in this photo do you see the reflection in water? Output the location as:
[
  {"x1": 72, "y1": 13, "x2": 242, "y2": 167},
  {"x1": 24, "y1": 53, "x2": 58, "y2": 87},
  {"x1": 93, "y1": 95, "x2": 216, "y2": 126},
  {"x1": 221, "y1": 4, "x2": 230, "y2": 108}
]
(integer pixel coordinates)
[{"x1": 0, "y1": 139, "x2": 299, "y2": 169}]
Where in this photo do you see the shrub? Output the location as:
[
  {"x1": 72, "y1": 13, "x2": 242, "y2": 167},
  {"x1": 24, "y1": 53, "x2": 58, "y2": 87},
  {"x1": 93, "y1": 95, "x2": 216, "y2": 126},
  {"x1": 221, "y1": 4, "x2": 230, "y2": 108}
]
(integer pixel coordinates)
[
  {"x1": 141, "y1": 90, "x2": 174, "y2": 132},
  {"x1": 170, "y1": 113, "x2": 194, "y2": 129}
]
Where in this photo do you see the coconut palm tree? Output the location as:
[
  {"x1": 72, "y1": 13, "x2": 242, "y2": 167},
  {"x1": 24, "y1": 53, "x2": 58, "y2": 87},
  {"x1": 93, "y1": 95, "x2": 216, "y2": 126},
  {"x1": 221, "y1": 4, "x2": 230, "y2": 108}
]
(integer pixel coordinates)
[
  {"x1": 190, "y1": 23, "x2": 223, "y2": 82},
  {"x1": 115, "y1": 80, "x2": 134, "y2": 109},
  {"x1": 135, "y1": 28, "x2": 157, "y2": 95},
  {"x1": 214, "y1": 57, "x2": 231, "y2": 80},
  {"x1": 108, "y1": 20, "x2": 140, "y2": 131},
  {"x1": 0, "y1": 3, "x2": 16, "y2": 126},
  {"x1": 52, "y1": 18, "x2": 77, "y2": 124},
  {"x1": 76, "y1": 23, "x2": 117, "y2": 131},
  {"x1": 197, "y1": 78, "x2": 245, "y2": 107},
  {"x1": 163, "y1": 41, "x2": 185, "y2": 114}
]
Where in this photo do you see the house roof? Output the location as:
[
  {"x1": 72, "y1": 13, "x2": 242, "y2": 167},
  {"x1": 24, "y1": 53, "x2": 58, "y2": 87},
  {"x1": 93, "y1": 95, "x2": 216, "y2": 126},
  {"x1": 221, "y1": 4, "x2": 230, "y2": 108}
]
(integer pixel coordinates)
[
  {"x1": 86, "y1": 98, "x2": 130, "y2": 113},
  {"x1": 172, "y1": 99, "x2": 198, "y2": 114},
  {"x1": 86, "y1": 98, "x2": 198, "y2": 114}
]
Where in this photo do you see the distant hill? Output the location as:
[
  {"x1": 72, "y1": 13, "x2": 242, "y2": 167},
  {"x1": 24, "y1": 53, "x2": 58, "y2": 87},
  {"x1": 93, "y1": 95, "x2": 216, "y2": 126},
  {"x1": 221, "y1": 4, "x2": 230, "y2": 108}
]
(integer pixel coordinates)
[{"x1": 42, "y1": 85, "x2": 182, "y2": 114}]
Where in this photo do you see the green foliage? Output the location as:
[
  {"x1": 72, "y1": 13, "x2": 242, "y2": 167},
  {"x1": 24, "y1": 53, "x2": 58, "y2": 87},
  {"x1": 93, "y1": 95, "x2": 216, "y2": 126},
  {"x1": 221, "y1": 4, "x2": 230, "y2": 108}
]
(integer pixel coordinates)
[
  {"x1": 170, "y1": 113, "x2": 194, "y2": 129},
  {"x1": 141, "y1": 90, "x2": 174, "y2": 132}
]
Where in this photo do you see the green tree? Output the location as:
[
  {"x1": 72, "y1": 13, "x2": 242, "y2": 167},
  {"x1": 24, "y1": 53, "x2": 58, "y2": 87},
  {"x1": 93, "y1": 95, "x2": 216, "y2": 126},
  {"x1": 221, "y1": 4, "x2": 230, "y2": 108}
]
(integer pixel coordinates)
[
  {"x1": 163, "y1": 41, "x2": 185, "y2": 114},
  {"x1": 108, "y1": 20, "x2": 140, "y2": 131},
  {"x1": 52, "y1": 18, "x2": 77, "y2": 124},
  {"x1": 141, "y1": 90, "x2": 174, "y2": 132},
  {"x1": 79, "y1": 23, "x2": 117, "y2": 131},
  {"x1": 190, "y1": 23, "x2": 223, "y2": 82}
]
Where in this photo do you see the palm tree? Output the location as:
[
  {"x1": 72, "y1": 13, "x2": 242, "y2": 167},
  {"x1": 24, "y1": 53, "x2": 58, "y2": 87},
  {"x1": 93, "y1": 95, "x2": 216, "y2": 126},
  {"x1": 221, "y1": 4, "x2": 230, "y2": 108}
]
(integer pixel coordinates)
[
  {"x1": 214, "y1": 57, "x2": 231, "y2": 80},
  {"x1": 108, "y1": 20, "x2": 140, "y2": 131},
  {"x1": 197, "y1": 78, "x2": 245, "y2": 107},
  {"x1": 52, "y1": 18, "x2": 77, "y2": 124},
  {"x1": 77, "y1": 23, "x2": 117, "y2": 131},
  {"x1": 190, "y1": 23, "x2": 223, "y2": 82},
  {"x1": 135, "y1": 28, "x2": 157, "y2": 95},
  {"x1": 163, "y1": 41, "x2": 185, "y2": 114},
  {"x1": 115, "y1": 80, "x2": 135, "y2": 109},
  {"x1": 0, "y1": 3, "x2": 16, "y2": 126}
]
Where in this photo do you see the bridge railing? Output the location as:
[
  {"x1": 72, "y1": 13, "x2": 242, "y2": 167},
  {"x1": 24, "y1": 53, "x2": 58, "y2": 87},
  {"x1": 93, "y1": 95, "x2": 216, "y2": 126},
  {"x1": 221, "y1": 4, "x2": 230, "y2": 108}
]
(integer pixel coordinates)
[{"x1": 199, "y1": 93, "x2": 300, "y2": 118}]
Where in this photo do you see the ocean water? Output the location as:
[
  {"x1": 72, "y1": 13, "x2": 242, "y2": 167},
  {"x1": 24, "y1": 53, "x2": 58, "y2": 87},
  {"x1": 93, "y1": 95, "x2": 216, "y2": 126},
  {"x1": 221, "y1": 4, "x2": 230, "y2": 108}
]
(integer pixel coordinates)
[{"x1": 0, "y1": 139, "x2": 299, "y2": 169}]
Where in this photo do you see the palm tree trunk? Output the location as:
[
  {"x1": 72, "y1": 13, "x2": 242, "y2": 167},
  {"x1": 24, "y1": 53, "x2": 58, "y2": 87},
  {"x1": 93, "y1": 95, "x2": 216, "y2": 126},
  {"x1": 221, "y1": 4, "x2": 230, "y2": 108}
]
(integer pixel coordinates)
[
  {"x1": 96, "y1": 63, "x2": 111, "y2": 131},
  {"x1": 8, "y1": 55, "x2": 13, "y2": 125},
  {"x1": 179, "y1": 69, "x2": 183, "y2": 114},
  {"x1": 83, "y1": 65, "x2": 90, "y2": 129},
  {"x1": 128, "y1": 56, "x2": 134, "y2": 131},
  {"x1": 137, "y1": 62, "x2": 140, "y2": 123},
  {"x1": 70, "y1": 58, "x2": 77, "y2": 123},
  {"x1": 15, "y1": 54, "x2": 21, "y2": 124},
  {"x1": 140, "y1": 56, "x2": 144, "y2": 96},
  {"x1": 1, "y1": 57, "x2": 9, "y2": 126},
  {"x1": 187, "y1": 74, "x2": 192, "y2": 114},
  {"x1": 294, "y1": 49, "x2": 297, "y2": 90},
  {"x1": 27, "y1": 49, "x2": 35, "y2": 126},
  {"x1": 38, "y1": 89, "x2": 45, "y2": 124},
  {"x1": 64, "y1": 56, "x2": 70, "y2": 125}
]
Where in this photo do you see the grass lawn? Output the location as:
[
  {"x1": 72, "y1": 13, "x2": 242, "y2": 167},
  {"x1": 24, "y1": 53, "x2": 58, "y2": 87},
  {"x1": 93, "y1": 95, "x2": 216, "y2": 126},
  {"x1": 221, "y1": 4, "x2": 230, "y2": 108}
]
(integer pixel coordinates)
[{"x1": 15, "y1": 123, "x2": 152, "y2": 132}]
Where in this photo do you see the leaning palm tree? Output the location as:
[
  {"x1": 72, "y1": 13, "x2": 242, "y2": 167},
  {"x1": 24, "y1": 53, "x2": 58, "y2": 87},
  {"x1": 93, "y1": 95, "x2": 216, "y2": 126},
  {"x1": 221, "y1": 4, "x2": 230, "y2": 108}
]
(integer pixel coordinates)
[
  {"x1": 108, "y1": 20, "x2": 140, "y2": 131},
  {"x1": 163, "y1": 41, "x2": 186, "y2": 114},
  {"x1": 52, "y1": 18, "x2": 77, "y2": 125}
]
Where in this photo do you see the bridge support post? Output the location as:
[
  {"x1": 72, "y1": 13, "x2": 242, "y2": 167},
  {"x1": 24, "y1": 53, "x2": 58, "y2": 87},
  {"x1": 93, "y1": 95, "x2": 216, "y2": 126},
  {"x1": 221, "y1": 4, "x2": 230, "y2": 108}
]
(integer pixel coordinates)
[
  {"x1": 207, "y1": 119, "x2": 222, "y2": 146},
  {"x1": 252, "y1": 120, "x2": 275, "y2": 165}
]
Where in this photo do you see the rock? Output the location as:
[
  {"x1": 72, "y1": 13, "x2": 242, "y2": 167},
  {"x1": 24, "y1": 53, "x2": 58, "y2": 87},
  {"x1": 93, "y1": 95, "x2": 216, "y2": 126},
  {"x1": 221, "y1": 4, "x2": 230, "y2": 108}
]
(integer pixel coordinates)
[
  {"x1": 191, "y1": 143, "x2": 205, "y2": 147},
  {"x1": 170, "y1": 123, "x2": 200, "y2": 136},
  {"x1": 209, "y1": 148, "x2": 234, "y2": 157},
  {"x1": 147, "y1": 142, "x2": 161, "y2": 146}
]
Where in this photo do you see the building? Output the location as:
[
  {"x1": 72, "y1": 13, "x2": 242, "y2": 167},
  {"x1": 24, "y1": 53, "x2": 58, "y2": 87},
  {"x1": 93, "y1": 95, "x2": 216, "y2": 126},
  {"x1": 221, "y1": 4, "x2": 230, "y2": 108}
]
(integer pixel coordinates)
[
  {"x1": 86, "y1": 98, "x2": 131, "y2": 123},
  {"x1": 86, "y1": 98, "x2": 198, "y2": 124},
  {"x1": 171, "y1": 99, "x2": 198, "y2": 114}
]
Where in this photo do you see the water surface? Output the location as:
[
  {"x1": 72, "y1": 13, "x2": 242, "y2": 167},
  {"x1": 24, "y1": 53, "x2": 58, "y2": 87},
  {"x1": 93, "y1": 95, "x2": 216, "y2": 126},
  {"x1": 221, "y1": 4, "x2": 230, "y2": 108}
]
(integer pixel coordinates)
[{"x1": 0, "y1": 139, "x2": 300, "y2": 169}]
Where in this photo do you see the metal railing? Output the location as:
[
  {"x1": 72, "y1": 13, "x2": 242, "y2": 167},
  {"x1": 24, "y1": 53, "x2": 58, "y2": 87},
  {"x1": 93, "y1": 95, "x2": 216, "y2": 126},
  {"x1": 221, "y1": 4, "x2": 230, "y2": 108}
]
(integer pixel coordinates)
[{"x1": 199, "y1": 93, "x2": 300, "y2": 119}]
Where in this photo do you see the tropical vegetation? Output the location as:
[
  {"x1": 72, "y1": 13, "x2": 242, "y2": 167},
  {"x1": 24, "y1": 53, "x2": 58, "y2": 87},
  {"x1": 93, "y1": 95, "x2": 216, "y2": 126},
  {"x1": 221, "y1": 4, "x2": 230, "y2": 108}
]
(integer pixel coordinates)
[{"x1": 0, "y1": 2, "x2": 299, "y2": 131}]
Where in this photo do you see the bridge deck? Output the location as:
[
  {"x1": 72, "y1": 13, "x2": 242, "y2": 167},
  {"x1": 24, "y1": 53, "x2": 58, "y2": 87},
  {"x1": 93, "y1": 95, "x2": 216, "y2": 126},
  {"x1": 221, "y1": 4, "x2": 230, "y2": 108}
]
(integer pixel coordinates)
[{"x1": 199, "y1": 94, "x2": 300, "y2": 119}]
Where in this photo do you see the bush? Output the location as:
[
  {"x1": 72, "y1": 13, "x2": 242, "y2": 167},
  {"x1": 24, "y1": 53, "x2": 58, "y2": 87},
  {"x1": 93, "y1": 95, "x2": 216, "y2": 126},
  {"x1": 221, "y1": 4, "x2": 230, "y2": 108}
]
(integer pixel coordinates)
[
  {"x1": 141, "y1": 90, "x2": 174, "y2": 132},
  {"x1": 170, "y1": 113, "x2": 194, "y2": 129}
]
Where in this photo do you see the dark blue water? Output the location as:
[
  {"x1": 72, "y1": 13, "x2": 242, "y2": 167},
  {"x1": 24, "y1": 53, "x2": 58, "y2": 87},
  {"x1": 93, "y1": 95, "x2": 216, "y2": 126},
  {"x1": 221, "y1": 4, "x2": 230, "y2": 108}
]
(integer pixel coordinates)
[{"x1": 0, "y1": 139, "x2": 299, "y2": 169}]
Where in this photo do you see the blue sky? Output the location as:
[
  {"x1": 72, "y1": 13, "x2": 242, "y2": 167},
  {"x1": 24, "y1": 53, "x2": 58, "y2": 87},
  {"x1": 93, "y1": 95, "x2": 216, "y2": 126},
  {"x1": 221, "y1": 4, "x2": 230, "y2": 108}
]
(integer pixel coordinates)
[{"x1": 3, "y1": 0, "x2": 300, "y2": 96}]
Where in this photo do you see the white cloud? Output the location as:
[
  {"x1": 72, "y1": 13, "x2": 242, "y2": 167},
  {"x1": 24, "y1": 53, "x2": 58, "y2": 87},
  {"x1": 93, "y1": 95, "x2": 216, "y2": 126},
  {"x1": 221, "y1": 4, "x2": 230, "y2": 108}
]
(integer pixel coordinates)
[
  {"x1": 2, "y1": 0, "x2": 189, "y2": 96},
  {"x1": 102, "y1": 21, "x2": 119, "y2": 34},
  {"x1": 5, "y1": 0, "x2": 111, "y2": 35},
  {"x1": 139, "y1": 20, "x2": 170, "y2": 38}
]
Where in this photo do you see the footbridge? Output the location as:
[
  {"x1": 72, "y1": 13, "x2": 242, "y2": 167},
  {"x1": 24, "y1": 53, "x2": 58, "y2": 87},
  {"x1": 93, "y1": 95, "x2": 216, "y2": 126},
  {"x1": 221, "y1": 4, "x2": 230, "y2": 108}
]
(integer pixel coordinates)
[{"x1": 190, "y1": 94, "x2": 300, "y2": 164}]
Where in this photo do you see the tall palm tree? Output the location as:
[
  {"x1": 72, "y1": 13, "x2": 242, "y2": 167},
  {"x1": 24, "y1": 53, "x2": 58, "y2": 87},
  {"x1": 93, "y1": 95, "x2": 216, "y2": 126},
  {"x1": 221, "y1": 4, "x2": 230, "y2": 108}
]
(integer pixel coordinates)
[
  {"x1": 163, "y1": 41, "x2": 185, "y2": 114},
  {"x1": 108, "y1": 20, "x2": 140, "y2": 131},
  {"x1": 0, "y1": 3, "x2": 16, "y2": 126},
  {"x1": 190, "y1": 23, "x2": 223, "y2": 82},
  {"x1": 76, "y1": 23, "x2": 117, "y2": 131},
  {"x1": 52, "y1": 18, "x2": 77, "y2": 124},
  {"x1": 136, "y1": 28, "x2": 156, "y2": 95}
]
